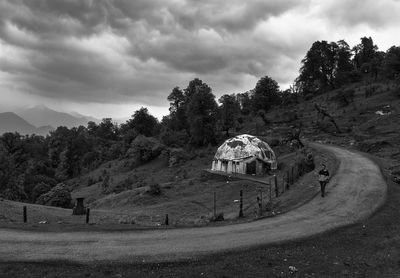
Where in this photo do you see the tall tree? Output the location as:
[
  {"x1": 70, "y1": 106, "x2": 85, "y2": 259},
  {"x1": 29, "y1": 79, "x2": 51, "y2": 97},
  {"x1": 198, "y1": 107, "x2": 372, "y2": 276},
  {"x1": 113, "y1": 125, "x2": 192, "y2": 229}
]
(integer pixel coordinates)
[
  {"x1": 123, "y1": 107, "x2": 159, "y2": 137},
  {"x1": 335, "y1": 40, "x2": 354, "y2": 86},
  {"x1": 166, "y1": 87, "x2": 188, "y2": 132},
  {"x1": 185, "y1": 79, "x2": 218, "y2": 146},
  {"x1": 296, "y1": 41, "x2": 338, "y2": 96},
  {"x1": 252, "y1": 76, "x2": 280, "y2": 113},
  {"x1": 383, "y1": 46, "x2": 400, "y2": 79},
  {"x1": 352, "y1": 36, "x2": 378, "y2": 72},
  {"x1": 218, "y1": 94, "x2": 241, "y2": 136}
]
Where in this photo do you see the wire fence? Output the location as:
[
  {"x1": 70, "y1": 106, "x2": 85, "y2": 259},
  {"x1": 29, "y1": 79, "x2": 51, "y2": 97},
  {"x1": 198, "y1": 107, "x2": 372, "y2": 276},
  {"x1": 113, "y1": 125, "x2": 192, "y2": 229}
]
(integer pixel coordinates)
[{"x1": 14, "y1": 164, "x2": 308, "y2": 227}]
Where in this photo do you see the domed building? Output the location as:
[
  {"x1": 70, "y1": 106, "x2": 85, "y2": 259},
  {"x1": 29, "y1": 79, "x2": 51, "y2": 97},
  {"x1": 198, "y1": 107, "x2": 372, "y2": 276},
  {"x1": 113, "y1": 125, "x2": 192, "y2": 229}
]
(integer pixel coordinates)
[{"x1": 211, "y1": 134, "x2": 277, "y2": 175}]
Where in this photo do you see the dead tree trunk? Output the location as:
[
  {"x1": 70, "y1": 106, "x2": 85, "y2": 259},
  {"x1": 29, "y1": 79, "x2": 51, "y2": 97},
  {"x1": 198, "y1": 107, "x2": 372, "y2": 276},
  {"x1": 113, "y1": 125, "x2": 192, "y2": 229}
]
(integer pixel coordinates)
[{"x1": 314, "y1": 103, "x2": 341, "y2": 133}]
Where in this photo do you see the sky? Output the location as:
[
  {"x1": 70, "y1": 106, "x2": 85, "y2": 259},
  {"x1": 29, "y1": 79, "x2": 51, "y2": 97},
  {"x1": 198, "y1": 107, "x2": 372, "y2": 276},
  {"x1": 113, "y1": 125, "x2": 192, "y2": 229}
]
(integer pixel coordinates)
[{"x1": 1, "y1": 0, "x2": 400, "y2": 120}]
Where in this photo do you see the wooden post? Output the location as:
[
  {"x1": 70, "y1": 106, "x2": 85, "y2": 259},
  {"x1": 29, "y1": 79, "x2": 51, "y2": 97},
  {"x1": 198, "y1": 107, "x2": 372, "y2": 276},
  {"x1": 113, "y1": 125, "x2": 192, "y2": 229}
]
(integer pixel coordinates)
[
  {"x1": 23, "y1": 206, "x2": 27, "y2": 223},
  {"x1": 291, "y1": 167, "x2": 294, "y2": 184},
  {"x1": 239, "y1": 190, "x2": 243, "y2": 217},
  {"x1": 286, "y1": 170, "x2": 290, "y2": 189},
  {"x1": 213, "y1": 191, "x2": 216, "y2": 218},
  {"x1": 165, "y1": 214, "x2": 169, "y2": 226},
  {"x1": 282, "y1": 175, "x2": 285, "y2": 193},
  {"x1": 86, "y1": 208, "x2": 90, "y2": 224},
  {"x1": 274, "y1": 175, "x2": 278, "y2": 197},
  {"x1": 269, "y1": 180, "x2": 272, "y2": 203}
]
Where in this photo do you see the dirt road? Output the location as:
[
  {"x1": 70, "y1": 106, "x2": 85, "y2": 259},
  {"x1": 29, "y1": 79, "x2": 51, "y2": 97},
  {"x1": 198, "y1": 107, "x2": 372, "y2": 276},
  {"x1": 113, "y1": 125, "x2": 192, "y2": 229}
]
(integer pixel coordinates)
[{"x1": 0, "y1": 144, "x2": 387, "y2": 263}]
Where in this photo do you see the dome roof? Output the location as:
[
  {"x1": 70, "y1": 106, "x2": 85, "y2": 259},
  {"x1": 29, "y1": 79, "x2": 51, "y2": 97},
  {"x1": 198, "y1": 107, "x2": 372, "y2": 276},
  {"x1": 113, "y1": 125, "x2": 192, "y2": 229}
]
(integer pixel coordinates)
[{"x1": 214, "y1": 134, "x2": 276, "y2": 162}]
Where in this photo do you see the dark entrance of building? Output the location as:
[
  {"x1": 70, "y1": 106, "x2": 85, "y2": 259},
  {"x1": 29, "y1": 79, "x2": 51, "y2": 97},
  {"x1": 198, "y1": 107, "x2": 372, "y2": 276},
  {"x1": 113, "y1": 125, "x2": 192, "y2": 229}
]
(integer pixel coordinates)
[{"x1": 246, "y1": 160, "x2": 256, "y2": 175}]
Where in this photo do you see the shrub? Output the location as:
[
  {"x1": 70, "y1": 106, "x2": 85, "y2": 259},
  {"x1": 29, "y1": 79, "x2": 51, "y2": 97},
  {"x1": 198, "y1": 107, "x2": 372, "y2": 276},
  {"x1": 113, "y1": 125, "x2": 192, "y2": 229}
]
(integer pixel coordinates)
[
  {"x1": 36, "y1": 183, "x2": 72, "y2": 208},
  {"x1": 168, "y1": 148, "x2": 192, "y2": 167},
  {"x1": 210, "y1": 212, "x2": 224, "y2": 222},
  {"x1": 101, "y1": 175, "x2": 110, "y2": 193},
  {"x1": 333, "y1": 89, "x2": 355, "y2": 107},
  {"x1": 112, "y1": 178, "x2": 133, "y2": 194},
  {"x1": 147, "y1": 183, "x2": 161, "y2": 195},
  {"x1": 87, "y1": 177, "x2": 96, "y2": 186},
  {"x1": 31, "y1": 182, "x2": 51, "y2": 202},
  {"x1": 295, "y1": 152, "x2": 315, "y2": 175},
  {"x1": 126, "y1": 135, "x2": 165, "y2": 163}
]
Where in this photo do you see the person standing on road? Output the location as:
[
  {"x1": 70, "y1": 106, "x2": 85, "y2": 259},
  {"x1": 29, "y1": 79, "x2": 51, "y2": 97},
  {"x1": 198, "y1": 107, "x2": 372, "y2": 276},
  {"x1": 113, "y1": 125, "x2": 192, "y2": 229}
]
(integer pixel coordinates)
[{"x1": 318, "y1": 164, "x2": 330, "y2": 197}]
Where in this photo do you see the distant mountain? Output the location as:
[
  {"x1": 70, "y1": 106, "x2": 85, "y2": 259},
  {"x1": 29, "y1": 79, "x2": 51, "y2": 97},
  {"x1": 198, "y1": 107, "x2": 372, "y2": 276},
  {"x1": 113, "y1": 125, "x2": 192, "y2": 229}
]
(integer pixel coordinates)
[
  {"x1": 0, "y1": 112, "x2": 52, "y2": 136},
  {"x1": 16, "y1": 105, "x2": 99, "y2": 128}
]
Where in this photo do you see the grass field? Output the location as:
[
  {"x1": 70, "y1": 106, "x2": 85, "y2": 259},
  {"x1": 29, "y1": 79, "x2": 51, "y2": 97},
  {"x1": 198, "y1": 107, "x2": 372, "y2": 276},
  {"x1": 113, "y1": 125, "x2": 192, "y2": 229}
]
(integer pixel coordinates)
[{"x1": 0, "y1": 145, "x2": 336, "y2": 231}]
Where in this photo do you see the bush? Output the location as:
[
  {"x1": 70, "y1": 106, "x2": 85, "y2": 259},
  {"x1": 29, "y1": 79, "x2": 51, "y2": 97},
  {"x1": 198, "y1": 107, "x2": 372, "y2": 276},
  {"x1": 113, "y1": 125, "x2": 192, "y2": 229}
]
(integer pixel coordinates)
[
  {"x1": 168, "y1": 148, "x2": 192, "y2": 167},
  {"x1": 267, "y1": 138, "x2": 281, "y2": 147},
  {"x1": 101, "y1": 175, "x2": 110, "y2": 193},
  {"x1": 295, "y1": 152, "x2": 315, "y2": 175},
  {"x1": 112, "y1": 178, "x2": 133, "y2": 194},
  {"x1": 126, "y1": 135, "x2": 165, "y2": 163},
  {"x1": 332, "y1": 89, "x2": 355, "y2": 107},
  {"x1": 31, "y1": 182, "x2": 51, "y2": 202},
  {"x1": 87, "y1": 177, "x2": 96, "y2": 186},
  {"x1": 210, "y1": 212, "x2": 224, "y2": 222},
  {"x1": 147, "y1": 183, "x2": 161, "y2": 195},
  {"x1": 36, "y1": 183, "x2": 72, "y2": 208},
  {"x1": 159, "y1": 129, "x2": 190, "y2": 147}
]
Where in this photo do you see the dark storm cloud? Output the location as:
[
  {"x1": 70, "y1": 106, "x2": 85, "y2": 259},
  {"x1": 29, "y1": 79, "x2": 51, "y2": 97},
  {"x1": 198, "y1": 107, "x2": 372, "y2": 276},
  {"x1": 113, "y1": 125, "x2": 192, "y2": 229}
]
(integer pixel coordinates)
[{"x1": 0, "y1": 0, "x2": 341, "y2": 108}]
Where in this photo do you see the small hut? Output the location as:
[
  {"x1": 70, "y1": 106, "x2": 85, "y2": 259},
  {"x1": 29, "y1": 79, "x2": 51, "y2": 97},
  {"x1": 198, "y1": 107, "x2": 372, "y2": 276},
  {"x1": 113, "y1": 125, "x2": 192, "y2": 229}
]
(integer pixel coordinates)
[{"x1": 211, "y1": 134, "x2": 277, "y2": 175}]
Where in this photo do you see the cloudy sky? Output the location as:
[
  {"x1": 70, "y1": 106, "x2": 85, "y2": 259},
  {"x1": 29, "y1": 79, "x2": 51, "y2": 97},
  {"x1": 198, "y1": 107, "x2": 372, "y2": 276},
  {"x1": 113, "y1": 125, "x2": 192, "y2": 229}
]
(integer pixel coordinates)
[{"x1": 1, "y1": 0, "x2": 400, "y2": 120}]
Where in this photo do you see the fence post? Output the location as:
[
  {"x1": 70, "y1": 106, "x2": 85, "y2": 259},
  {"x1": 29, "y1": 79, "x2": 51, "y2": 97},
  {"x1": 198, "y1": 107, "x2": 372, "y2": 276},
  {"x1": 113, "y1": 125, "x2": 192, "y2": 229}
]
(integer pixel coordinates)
[
  {"x1": 274, "y1": 175, "x2": 278, "y2": 197},
  {"x1": 286, "y1": 170, "x2": 290, "y2": 189},
  {"x1": 291, "y1": 167, "x2": 295, "y2": 185},
  {"x1": 23, "y1": 206, "x2": 27, "y2": 223},
  {"x1": 239, "y1": 190, "x2": 244, "y2": 217},
  {"x1": 213, "y1": 191, "x2": 216, "y2": 218},
  {"x1": 269, "y1": 180, "x2": 272, "y2": 203},
  {"x1": 86, "y1": 208, "x2": 90, "y2": 224},
  {"x1": 165, "y1": 214, "x2": 169, "y2": 225}
]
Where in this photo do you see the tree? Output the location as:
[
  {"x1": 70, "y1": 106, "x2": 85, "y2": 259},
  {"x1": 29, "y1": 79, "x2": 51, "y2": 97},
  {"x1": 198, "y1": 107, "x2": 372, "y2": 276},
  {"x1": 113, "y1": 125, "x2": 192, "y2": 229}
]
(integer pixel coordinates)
[
  {"x1": 279, "y1": 89, "x2": 298, "y2": 106},
  {"x1": 236, "y1": 91, "x2": 253, "y2": 115},
  {"x1": 167, "y1": 87, "x2": 185, "y2": 113},
  {"x1": 218, "y1": 94, "x2": 241, "y2": 136},
  {"x1": 296, "y1": 41, "x2": 338, "y2": 96},
  {"x1": 335, "y1": 40, "x2": 354, "y2": 86},
  {"x1": 353, "y1": 37, "x2": 378, "y2": 71},
  {"x1": 252, "y1": 76, "x2": 280, "y2": 113},
  {"x1": 31, "y1": 182, "x2": 51, "y2": 202},
  {"x1": 166, "y1": 87, "x2": 188, "y2": 132},
  {"x1": 384, "y1": 46, "x2": 400, "y2": 79},
  {"x1": 185, "y1": 79, "x2": 218, "y2": 146},
  {"x1": 123, "y1": 107, "x2": 159, "y2": 137},
  {"x1": 36, "y1": 183, "x2": 72, "y2": 208},
  {"x1": 96, "y1": 118, "x2": 119, "y2": 140}
]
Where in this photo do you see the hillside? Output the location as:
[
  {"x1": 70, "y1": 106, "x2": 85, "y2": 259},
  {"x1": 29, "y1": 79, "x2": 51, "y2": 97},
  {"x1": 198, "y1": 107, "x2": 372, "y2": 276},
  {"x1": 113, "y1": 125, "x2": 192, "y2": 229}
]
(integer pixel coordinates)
[
  {"x1": 16, "y1": 105, "x2": 98, "y2": 128},
  {"x1": 255, "y1": 80, "x2": 400, "y2": 162},
  {"x1": 0, "y1": 112, "x2": 52, "y2": 136}
]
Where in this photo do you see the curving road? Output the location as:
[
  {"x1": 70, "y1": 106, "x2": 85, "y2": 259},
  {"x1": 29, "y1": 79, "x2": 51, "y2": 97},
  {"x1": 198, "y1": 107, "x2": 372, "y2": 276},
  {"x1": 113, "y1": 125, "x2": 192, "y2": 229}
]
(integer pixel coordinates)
[{"x1": 0, "y1": 143, "x2": 387, "y2": 263}]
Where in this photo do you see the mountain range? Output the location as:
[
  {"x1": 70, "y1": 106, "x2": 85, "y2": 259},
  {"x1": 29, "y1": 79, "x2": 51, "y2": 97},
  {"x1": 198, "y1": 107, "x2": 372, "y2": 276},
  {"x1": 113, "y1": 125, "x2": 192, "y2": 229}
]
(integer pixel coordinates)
[
  {"x1": 16, "y1": 105, "x2": 98, "y2": 128},
  {"x1": 0, "y1": 105, "x2": 99, "y2": 136}
]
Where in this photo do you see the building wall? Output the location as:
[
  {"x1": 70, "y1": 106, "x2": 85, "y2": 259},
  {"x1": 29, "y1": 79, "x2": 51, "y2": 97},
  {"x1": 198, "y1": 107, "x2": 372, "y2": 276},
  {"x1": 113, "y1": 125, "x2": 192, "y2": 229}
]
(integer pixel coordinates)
[{"x1": 212, "y1": 158, "x2": 270, "y2": 175}]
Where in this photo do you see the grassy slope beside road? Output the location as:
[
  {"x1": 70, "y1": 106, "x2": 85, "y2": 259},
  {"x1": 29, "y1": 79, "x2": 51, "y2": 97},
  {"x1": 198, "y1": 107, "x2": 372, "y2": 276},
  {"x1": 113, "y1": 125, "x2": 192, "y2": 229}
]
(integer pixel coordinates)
[{"x1": 0, "y1": 143, "x2": 386, "y2": 266}]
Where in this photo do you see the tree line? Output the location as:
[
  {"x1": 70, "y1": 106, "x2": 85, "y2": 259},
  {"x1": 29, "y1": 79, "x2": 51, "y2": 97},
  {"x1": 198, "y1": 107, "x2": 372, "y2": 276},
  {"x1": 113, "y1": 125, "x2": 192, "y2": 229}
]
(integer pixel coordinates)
[{"x1": 295, "y1": 37, "x2": 400, "y2": 98}]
